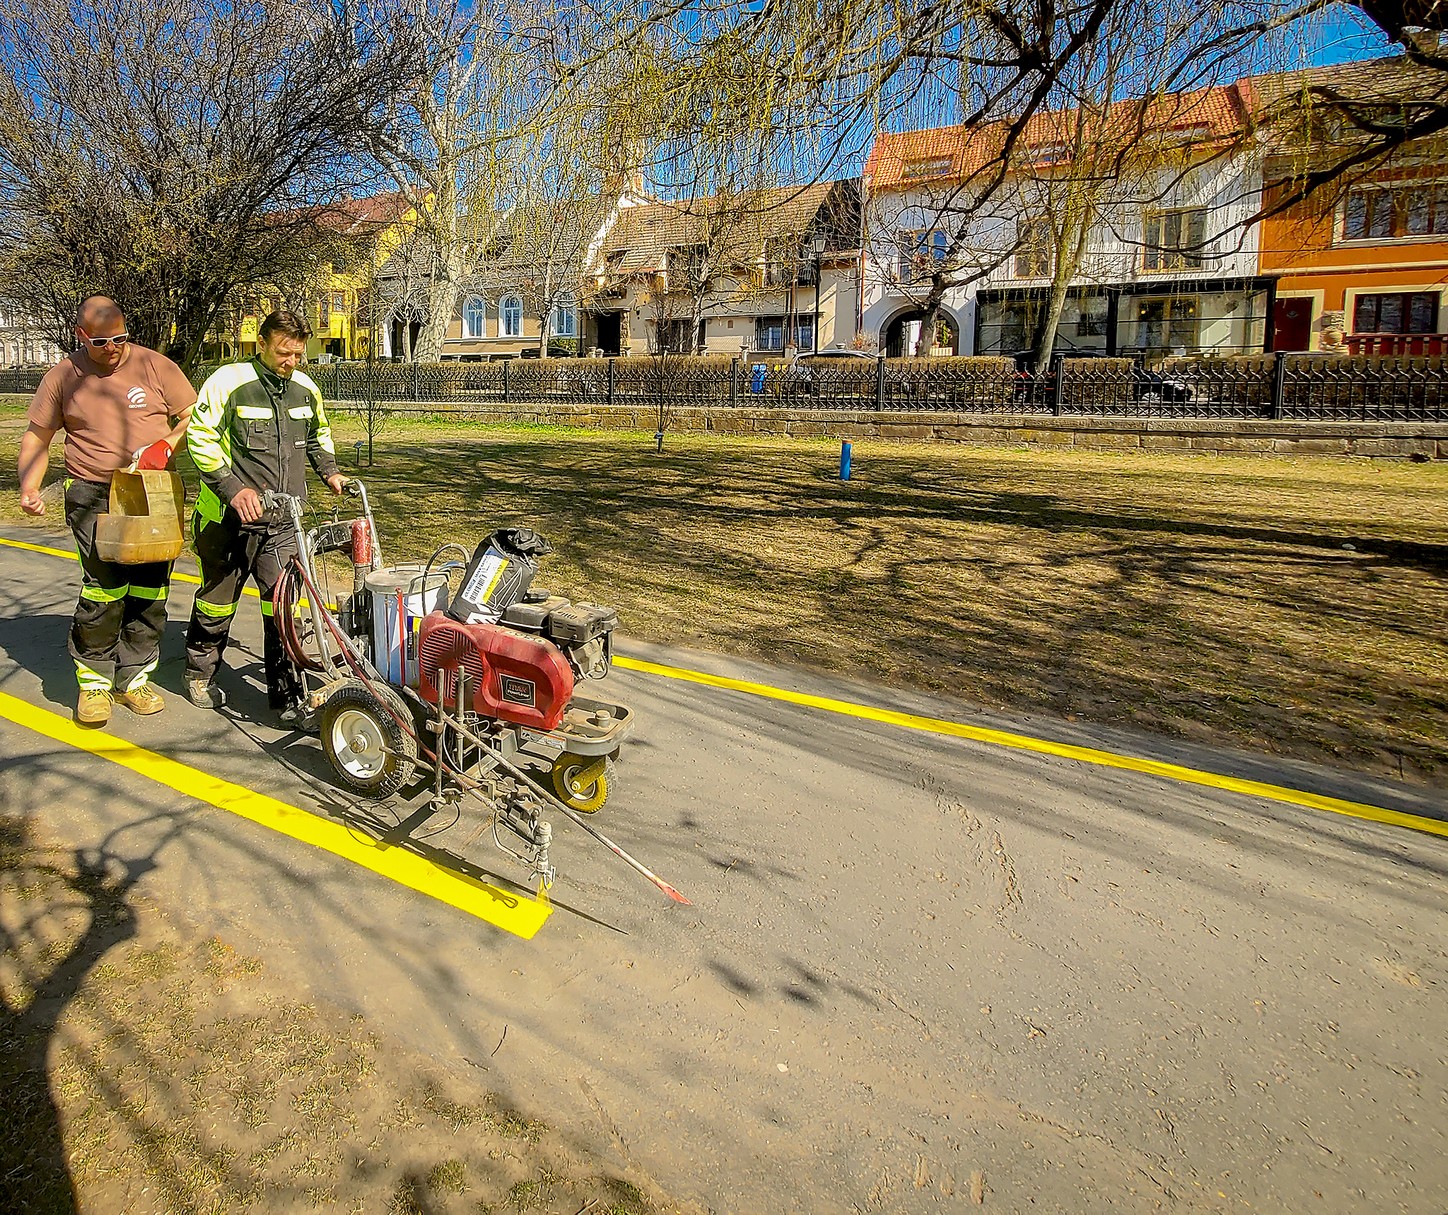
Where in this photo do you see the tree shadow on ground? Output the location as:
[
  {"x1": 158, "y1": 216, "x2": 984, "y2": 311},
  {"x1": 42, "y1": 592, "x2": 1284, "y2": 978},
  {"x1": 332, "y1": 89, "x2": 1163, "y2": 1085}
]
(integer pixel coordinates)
[
  {"x1": 354, "y1": 435, "x2": 1448, "y2": 781},
  {"x1": 0, "y1": 813, "x2": 159, "y2": 1215}
]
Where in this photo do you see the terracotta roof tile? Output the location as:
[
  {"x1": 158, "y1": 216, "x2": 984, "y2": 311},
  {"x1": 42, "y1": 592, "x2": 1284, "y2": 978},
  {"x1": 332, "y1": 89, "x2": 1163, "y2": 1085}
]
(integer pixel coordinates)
[{"x1": 866, "y1": 84, "x2": 1254, "y2": 188}]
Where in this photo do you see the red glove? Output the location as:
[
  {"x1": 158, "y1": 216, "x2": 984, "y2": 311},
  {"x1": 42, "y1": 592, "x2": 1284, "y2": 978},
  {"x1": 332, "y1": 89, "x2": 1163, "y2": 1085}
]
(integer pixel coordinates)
[{"x1": 133, "y1": 440, "x2": 172, "y2": 470}]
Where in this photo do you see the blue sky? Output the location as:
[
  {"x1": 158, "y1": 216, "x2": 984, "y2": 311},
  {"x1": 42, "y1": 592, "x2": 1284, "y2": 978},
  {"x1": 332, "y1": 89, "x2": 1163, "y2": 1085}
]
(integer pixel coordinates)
[{"x1": 1277, "y1": 6, "x2": 1397, "y2": 69}]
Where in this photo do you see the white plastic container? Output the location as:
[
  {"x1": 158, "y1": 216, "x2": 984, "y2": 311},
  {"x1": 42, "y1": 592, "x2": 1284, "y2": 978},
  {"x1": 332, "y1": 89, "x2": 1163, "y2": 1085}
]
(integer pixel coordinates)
[{"x1": 366, "y1": 564, "x2": 449, "y2": 687}]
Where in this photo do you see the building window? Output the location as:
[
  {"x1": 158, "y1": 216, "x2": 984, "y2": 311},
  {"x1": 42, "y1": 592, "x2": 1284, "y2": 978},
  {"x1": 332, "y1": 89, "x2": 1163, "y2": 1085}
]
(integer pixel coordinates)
[
  {"x1": 1342, "y1": 184, "x2": 1448, "y2": 241},
  {"x1": 656, "y1": 318, "x2": 698, "y2": 354},
  {"x1": 332, "y1": 290, "x2": 347, "y2": 313},
  {"x1": 1353, "y1": 291, "x2": 1439, "y2": 334},
  {"x1": 549, "y1": 295, "x2": 577, "y2": 338},
  {"x1": 1136, "y1": 297, "x2": 1200, "y2": 353},
  {"x1": 463, "y1": 296, "x2": 486, "y2": 339},
  {"x1": 1027, "y1": 141, "x2": 1070, "y2": 166},
  {"x1": 897, "y1": 229, "x2": 948, "y2": 282},
  {"x1": 901, "y1": 155, "x2": 953, "y2": 181},
  {"x1": 1075, "y1": 295, "x2": 1109, "y2": 338},
  {"x1": 992, "y1": 300, "x2": 1043, "y2": 353},
  {"x1": 674, "y1": 244, "x2": 709, "y2": 285},
  {"x1": 1142, "y1": 208, "x2": 1206, "y2": 271},
  {"x1": 500, "y1": 295, "x2": 522, "y2": 338},
  {"x1": 754, "y1": 317, "x2": 816, "y2": 352},
  {"x1": 1015, "y1": 219, "x2": 1054, "y2": 278}
]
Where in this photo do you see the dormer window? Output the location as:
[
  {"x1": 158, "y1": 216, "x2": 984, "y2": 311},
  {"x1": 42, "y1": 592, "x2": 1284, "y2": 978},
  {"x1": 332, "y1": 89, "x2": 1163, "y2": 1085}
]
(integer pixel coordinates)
[
  {"x1": 1027, "y1": 142, "x2": 1070, "y2": 166},
  {"x1": 901, "y1": 155, "x2": 953, "y2": 180}
]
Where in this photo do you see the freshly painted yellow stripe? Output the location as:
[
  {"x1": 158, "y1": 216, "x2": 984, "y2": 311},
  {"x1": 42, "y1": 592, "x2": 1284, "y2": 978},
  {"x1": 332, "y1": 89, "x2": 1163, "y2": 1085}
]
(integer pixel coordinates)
[
  {"x1": 6, "y1": 533, "x2": 1442, "y2": 838},
  {"x1": 1, "y1": 536, "x2": 76, "y2": 561},
  {"x1": 612, "y1": 655, "x2": 1448, "y2": 839},
  {"x1": 0, "y1": 688, "x2": 551, "y2": 938},
  {"x1": 0, "y1": 533, "x2": 256, "y2": 598}
]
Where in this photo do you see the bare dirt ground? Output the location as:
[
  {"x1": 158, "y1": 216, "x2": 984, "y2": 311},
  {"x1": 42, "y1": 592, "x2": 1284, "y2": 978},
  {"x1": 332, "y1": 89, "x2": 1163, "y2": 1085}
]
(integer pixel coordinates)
[{"x1": 0, "y1": 811, "x2": 673, "y2": 1215}]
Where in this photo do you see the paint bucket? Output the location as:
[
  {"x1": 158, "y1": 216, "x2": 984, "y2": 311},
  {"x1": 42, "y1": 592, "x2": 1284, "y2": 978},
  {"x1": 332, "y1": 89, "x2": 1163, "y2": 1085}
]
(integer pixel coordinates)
[
  {"x1": 94, "y1": 470, "x2": 185, "y2": 563},
  {"x1": 366, "y1": 564, "x2": 448, "y2": 687}
]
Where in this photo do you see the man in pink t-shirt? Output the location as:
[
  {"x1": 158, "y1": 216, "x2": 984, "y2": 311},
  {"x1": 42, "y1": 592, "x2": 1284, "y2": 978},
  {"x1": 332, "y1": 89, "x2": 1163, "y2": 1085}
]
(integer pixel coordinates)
[{"x1": 17, "y1": 295, "x2": 197, "y2": 725}]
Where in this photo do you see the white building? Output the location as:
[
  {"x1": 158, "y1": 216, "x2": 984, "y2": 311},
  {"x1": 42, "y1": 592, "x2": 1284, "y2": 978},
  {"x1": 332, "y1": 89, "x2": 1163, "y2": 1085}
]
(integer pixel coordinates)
[
  {"x1": 0, "y1": 304, "x2": 64, "y2": 367},
  {"x1": 861, "y1": 84, "x2": 1270, "y2": 359}
]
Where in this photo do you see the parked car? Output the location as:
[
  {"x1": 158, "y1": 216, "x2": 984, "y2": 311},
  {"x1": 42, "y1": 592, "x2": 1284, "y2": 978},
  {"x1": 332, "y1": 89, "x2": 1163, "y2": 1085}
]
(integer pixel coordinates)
[
  {"x1": 773, "y1": 348, "x2": 918, "y2": 398},
  {"x1": 1011, "y1": 349, "x2": 1192, "y2": 405}
]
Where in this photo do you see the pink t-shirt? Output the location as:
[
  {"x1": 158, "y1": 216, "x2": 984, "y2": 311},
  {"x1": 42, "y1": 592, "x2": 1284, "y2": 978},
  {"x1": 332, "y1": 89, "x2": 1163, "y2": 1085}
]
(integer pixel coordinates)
[{"x1": 28, "y1": 345, "x2": 198, "y2": 482}]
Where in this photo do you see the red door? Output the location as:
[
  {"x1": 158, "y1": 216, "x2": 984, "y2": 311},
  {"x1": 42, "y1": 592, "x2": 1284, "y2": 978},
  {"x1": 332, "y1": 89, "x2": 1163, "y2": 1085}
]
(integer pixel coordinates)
[{"x1": 1272, "y1": 297, "x2": 1313, "y2": 351}]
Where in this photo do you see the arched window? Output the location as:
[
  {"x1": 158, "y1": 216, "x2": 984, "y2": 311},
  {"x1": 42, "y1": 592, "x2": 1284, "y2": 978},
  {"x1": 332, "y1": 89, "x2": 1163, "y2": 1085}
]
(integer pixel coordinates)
[
  {"x1": 550, "y1": 294, "x2": 577, "y2": 338},
  {"x1": 501, "y1": 295, "x2": 523, "y2": 338},
  {"x1": 463, "y1": 296, "x2": 485, "y2": 339}
]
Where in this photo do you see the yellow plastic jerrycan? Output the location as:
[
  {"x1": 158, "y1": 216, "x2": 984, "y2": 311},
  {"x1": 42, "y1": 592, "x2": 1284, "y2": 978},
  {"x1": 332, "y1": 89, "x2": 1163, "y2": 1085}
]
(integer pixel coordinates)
[{"x1": 94, "y1": 469, "x2": 186, "y2": 564}]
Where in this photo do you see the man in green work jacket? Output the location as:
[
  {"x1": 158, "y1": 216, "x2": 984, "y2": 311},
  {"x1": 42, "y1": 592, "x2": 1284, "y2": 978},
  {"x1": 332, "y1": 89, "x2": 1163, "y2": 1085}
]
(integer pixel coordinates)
[{"x1": 183, "y1": 310, "x2": 345, "y2": 722}]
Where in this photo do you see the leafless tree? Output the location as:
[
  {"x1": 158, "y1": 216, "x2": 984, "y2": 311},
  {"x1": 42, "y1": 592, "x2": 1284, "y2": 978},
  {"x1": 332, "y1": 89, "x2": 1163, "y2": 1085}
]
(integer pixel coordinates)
[{"x1": 0, "y1": 0, "x2": 420, "y2": 368}]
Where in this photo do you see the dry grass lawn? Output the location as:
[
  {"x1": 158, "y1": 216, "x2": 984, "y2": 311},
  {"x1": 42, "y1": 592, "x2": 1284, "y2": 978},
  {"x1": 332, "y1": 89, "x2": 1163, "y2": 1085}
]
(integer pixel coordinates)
[{"x1": 2, "y1": 403, "x2": 1446, "y2": 780}]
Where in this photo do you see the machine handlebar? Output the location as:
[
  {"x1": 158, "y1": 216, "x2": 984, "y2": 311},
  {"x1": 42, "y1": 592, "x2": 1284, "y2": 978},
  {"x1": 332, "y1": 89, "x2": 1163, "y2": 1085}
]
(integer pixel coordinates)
[{"x1": 260, "y1": 489, "x2": 301, "y2": 513}]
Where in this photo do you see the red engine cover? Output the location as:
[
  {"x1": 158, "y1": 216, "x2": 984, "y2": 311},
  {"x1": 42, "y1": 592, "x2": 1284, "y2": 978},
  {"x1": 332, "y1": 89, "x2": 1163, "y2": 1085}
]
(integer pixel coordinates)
[{"x1": 416, "y1": 612, "x2": 574, "y2": 731}]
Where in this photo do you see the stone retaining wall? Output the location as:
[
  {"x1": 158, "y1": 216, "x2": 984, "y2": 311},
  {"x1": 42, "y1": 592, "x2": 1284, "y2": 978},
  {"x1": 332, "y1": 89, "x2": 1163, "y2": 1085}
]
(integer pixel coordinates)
[{"x1": 334, "y1": 400, "x2": 1448, "y2": 459}]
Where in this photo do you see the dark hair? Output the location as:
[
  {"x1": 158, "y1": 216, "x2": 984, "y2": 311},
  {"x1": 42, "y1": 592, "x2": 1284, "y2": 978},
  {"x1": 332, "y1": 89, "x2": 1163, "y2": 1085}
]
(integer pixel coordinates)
[{"x1": 258, "y1": 310, "x2": 313, "y2": 342}]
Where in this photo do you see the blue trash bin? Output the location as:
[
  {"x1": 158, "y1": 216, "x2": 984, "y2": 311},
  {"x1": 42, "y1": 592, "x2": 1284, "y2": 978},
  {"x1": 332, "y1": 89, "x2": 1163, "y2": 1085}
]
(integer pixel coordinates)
[{"x1": 749, "y1": 363, "x2": 767, "y2": 394}]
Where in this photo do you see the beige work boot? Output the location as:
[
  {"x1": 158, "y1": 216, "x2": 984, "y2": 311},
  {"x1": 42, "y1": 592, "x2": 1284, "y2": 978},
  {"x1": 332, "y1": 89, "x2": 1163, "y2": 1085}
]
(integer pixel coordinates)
[
  {"x1": 76, "y1": 687, "x2": 112, "y2": 725},
  {"x1": 114, "y1": 684, "x2": 165, "y2": 715}
]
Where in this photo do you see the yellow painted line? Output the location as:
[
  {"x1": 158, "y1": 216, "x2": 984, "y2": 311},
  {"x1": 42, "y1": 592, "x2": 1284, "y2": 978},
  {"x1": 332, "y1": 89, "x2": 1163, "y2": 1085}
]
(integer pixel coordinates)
[
  {"x1": 0, "y1": 535, "x2": 79, "y2": 562},
  {"x1": 8, "y1": 532, "x2": 1443, "y2": 838},
  {"x1": 612, "y1": 656, "x2": 1448, "y2": 839},
  {"x1": 1, "y1": 533, "x2": 268, "y2": 600},
  {"x1": 0, "y1": 688, "x2": 551, "y2": 938}
]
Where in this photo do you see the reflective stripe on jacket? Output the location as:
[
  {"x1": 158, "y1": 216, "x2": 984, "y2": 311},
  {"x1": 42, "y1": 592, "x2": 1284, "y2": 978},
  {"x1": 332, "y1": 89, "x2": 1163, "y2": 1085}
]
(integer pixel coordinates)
[{"x1": 189, "y1": 360, "x2": 340, "y2": 524}]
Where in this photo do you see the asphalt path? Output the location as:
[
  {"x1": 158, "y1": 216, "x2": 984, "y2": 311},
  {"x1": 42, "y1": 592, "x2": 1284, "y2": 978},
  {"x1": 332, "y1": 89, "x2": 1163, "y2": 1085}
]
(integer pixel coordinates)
[{"x1": 2, "y1": 523, "x2": 1446, "y2": 1214}]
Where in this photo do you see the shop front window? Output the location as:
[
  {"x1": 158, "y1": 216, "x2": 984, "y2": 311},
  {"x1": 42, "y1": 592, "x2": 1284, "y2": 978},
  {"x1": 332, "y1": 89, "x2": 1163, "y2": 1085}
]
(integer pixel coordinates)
[{"x1": 1136, "y1": 297, "x2": 1200, "y2": 352}]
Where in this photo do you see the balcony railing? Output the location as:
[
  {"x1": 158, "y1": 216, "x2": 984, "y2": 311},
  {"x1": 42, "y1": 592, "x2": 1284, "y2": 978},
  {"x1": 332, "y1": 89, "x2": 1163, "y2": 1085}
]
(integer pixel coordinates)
[{"x1": 1344, "y1": 333, "x2": 1448, "y2": 356}]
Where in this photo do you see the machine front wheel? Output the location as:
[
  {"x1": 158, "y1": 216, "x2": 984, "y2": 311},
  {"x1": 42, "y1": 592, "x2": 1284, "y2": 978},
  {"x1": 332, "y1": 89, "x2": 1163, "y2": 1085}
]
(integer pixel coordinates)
[
  {"x1": 549, "y1": 754, "x2": 615, "y2": 813},
  {"x1": 320, "y1": 680, "x2": 418, "y2": 798}
]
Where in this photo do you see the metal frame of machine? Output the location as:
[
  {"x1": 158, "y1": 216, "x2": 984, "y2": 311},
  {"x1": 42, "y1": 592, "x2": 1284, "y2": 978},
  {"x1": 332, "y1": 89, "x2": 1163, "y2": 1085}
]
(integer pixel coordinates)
[{"x1": 263, "y1": 481, "x2": 688, "y2": 904}]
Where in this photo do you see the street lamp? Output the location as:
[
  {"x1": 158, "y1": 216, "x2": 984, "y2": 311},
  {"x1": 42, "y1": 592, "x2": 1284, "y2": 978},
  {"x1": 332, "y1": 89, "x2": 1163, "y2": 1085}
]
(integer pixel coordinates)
[{"x1": 809, "y1": 235, "x2": 827, "y2": 352}]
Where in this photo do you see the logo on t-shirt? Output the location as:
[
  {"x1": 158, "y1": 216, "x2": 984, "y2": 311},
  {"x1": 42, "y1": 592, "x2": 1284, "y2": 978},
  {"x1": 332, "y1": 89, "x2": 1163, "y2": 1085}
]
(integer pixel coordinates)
[{"x1": 126, "y1": 386, "x2": 148, "y2": 409}]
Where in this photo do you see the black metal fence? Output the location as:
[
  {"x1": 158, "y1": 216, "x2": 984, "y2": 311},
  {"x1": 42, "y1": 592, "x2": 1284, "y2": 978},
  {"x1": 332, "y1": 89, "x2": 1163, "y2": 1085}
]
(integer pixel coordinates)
[
  {"x1": 6, "y1": 354, "x2": 1445, "y2": 423},
  {"x1": 305, "y1": 354, "x2": 1448, "y2": 423},
  {"x1": 0, "y1": 369, "x2": 44, "y2": 395}
]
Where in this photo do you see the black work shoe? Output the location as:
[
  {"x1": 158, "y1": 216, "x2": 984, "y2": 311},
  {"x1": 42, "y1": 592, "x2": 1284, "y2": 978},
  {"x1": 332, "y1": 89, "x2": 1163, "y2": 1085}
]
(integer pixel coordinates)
[
  {"x1": 185, "y1": 678, "x2": 226, "y2": 709},
  {"x1": 276, "y1": 704, "x2": 315, "y2": 730}
]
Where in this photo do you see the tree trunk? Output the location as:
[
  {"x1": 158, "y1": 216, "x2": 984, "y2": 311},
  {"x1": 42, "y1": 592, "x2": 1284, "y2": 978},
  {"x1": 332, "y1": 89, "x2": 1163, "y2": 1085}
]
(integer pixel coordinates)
[
  {"x1": 1034, "y1": 207, "x2": 1094, "y2": 369},
  {"x1": 415, "y1": 270, "x2": 457, "y2": 363},
  {"x1": 912, "y1": 272, "x2": 949, "y2": 356}
]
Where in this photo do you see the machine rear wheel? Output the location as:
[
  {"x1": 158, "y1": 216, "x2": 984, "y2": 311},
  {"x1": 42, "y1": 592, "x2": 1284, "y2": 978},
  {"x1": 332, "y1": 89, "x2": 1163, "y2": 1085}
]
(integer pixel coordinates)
[
  {"x1": 320, "y1": 680, "x2": 418, "y2": 797},
  {"x1": 549, "y1": 754, "x2": 615, "y2": 813}
]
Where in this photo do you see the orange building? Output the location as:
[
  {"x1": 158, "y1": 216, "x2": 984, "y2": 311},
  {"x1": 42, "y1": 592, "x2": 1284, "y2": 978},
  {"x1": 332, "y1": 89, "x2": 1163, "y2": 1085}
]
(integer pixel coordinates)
[
  {"x1": 1256, "y1": 60, "x2": 1448, "y2": 353},
  {"x1": 1260, "y1": 168, "x2": 1448, "y2": 353}
]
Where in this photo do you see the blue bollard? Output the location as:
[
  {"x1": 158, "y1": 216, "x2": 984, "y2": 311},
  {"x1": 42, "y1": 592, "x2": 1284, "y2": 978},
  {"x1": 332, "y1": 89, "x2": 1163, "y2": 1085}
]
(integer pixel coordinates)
[{"x1": 839, "y1": 439, "x2": 852, "y2": 481}]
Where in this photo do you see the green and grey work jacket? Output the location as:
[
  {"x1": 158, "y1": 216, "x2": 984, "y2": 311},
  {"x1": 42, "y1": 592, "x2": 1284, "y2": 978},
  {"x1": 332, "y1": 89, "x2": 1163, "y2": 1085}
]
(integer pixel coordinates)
[{"x1": 188, "y1": 359, "x2": 341, "y2": 527}]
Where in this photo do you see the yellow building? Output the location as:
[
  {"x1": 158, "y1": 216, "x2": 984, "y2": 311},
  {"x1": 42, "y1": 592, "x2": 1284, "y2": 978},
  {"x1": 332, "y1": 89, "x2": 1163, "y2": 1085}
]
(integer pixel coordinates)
[{"x1": 204, "y1": 193, "x2": 418, "y2": 364}]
